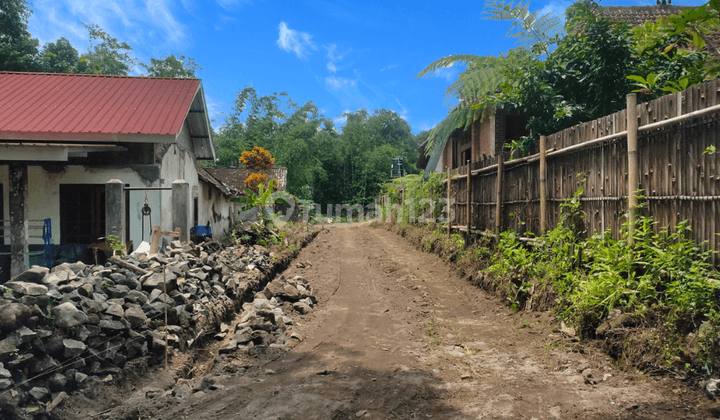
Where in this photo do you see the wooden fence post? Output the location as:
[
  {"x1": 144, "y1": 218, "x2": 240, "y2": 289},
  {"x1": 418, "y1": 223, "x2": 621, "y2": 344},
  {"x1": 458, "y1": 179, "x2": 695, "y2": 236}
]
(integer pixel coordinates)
[
  {"x1": 627, "y1": 93, "x2": 639, "y2": 244},
  {"x1": 495, "y1": 154, "x2": 505, "y2": 236},
  {"x1": 466, "y1": 161, "x2": 471, "y2": 234},
  {"x1": 446, "y1": 166, "x2": 451, "y2": 238},
  {"x1": 539, "y1": 135, "x2": 547, "y2": 234}
]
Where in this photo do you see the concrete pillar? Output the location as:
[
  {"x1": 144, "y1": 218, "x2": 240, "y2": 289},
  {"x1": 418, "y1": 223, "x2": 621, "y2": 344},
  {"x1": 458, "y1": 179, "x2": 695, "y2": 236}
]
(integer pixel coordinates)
[
  {"x1": 105, "y1": 179, "x2": 125, "y2": 244},
  {"x1": 9, "y1": 163, "x2": 29, "y2": 278},
  {"x1": 172, "y1": 179, "x2": 190, "y2": 242}
]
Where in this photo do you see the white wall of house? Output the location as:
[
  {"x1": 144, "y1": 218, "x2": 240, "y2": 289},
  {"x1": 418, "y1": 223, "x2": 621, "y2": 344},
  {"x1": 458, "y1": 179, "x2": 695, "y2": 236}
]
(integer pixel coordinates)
[
  {"x1": 0, "y1": 125, "x2": 226, "y2": 252},
  {"x1": 0, "y1": 164, "x2": 153, "y2": 247},
  {"x1": 159, "y1": 121, "x2": 201, "y2": 238}
]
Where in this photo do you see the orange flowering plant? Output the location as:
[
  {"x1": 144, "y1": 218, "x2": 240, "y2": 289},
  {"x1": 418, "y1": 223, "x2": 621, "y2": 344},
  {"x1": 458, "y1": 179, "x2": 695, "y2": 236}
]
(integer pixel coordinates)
[
  {"x1": 244, "y1": 173, "x2": 268, "y2": 194},
  {"x1": 239, "y1": 146, "x2": 275, "y2": 170}
]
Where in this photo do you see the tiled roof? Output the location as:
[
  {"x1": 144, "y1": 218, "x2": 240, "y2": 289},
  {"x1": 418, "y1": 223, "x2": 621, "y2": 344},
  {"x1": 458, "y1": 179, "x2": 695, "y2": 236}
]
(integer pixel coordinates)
[
  {"x1": 0, "y1": 72, "x2": 200, "y2": 141},
  {"x1": 196, "y1": 165, "x2": 234, "y2": 196},
  {"x1": 203, "y1": 167, "x2": 288, "y2": 196},
  {"x1": 601, "y1": 5, "x2": 720, "y2": 58},
  {"x1": 602, "y1": 5, "x2": 692, "y2": 27}
]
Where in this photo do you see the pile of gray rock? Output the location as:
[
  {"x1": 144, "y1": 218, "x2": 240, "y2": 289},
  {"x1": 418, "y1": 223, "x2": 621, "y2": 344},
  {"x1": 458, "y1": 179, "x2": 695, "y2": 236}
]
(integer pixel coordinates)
[
  {"x1": 0, "y1": 239, "x2": 282, "y2": 409},
  {"x1": 216, "y1": 275, "x2": 316, "y2": 357}
]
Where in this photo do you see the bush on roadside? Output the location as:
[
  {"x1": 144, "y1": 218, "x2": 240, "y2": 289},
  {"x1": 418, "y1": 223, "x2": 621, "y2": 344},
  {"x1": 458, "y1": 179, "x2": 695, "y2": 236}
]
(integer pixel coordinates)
[{"x1": 376, "y1": 179, "x2": 720, "y2": 375}]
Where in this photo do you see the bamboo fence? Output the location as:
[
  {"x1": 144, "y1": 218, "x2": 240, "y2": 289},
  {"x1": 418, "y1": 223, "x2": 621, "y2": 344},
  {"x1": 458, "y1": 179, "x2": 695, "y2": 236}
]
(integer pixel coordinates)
[{"x1": 445, "y1": 78, "x2": 720, "y2": 264}]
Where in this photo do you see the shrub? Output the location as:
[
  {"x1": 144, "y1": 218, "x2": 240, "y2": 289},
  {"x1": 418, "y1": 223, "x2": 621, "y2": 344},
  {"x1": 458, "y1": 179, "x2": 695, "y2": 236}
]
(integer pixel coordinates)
[{"x1": 245, "y1": 173, "x2": 269, "y2": 194}]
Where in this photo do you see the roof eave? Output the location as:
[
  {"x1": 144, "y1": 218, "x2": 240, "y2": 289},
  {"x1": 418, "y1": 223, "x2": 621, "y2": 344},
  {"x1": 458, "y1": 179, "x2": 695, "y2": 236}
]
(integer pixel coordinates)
[
  {"x1": 178, "y1": 81, "x2": 216, "y2": 162},
  {"x1": 0, "y1": 131, "x2": 176, "y2": 143}
]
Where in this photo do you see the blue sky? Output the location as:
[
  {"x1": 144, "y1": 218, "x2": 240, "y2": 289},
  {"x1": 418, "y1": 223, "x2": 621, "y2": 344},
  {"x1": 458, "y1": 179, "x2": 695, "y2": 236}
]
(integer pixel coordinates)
[{"x1": 27, "y1": 0, "x2": 710, "y2": 134}]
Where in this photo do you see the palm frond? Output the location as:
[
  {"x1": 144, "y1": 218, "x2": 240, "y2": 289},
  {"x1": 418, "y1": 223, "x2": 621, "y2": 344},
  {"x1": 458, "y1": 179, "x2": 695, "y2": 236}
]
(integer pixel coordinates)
[{"x1": 415, "y1": 54, "x2": 488, "y2": 79}]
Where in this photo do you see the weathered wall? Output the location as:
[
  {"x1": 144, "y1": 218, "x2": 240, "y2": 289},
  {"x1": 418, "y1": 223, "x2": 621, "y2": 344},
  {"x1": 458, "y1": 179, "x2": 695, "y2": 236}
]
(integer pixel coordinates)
[
  {"x1": 198, "y1": 180, "x2": 233, "y2": 239},
  {"x1": 159, "y1": 121, "x2": 201, "y2": 238}
]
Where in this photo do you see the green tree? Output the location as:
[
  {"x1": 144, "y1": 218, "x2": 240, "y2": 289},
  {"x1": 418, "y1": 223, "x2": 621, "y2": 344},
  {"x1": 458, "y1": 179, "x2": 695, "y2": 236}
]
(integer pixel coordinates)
[
  {"x1": 502, "y1": 7, "x2": 637, "y2": 141},
  {"x1": 214, "y1": 87, "x2": 417, "y2": 207},
  {"x1": 78, "y1": 23, "x2": 136, "y2": 75},
  {"x1": 214, "y1": 87, "x2": 338, "y2": 200},
  {"x1": 41, "y1": 37, "x2": 79, "y2": 73},
  {"x1": 337, "y1": 109, "x2": 418, "y2": 204},
  {"x1": 630, "y1": 4, "x2": 719, "y2": 99},
  {"x1": 417, "y1": 0, "x2": 559, "y2": 153},
  {"x1": 0, "y1": 0, "x2": 40, "y2": 71},
  {"x1": 141, "y1": 53, "x2": 201, "y2": 78}
]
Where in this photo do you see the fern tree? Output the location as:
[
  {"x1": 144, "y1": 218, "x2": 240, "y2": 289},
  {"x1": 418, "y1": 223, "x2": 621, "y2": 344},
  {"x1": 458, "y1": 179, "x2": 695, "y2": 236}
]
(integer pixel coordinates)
[
  {"x1": 417, "y1": 0, "x2": 562, "y2": 155},
  {"x1": 482, "y1": 0, "x2": 563, "y2": 55}
]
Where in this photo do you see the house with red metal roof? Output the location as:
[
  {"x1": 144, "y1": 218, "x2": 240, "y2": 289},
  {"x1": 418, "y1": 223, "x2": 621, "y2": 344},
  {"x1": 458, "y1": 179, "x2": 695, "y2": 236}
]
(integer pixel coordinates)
[{"x1": 0, "y1": 72, "x2": 232, "y2": 279}]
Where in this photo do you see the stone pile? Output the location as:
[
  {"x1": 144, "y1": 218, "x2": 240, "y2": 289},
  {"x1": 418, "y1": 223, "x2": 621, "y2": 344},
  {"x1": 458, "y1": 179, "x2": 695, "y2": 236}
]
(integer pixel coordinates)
[
  {"x1": 216, "y1": 275, "x2": 316, "y2": 357},
  {"x1": 0, "y1": 239, "x2": 283, "y2": 409}
]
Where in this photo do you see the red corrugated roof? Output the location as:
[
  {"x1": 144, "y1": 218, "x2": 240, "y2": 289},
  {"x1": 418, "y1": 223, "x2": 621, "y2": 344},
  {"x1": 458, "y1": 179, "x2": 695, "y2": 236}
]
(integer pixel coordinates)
[{"x1": 0, "y1": 72, "x2": 200, "y2": 141}]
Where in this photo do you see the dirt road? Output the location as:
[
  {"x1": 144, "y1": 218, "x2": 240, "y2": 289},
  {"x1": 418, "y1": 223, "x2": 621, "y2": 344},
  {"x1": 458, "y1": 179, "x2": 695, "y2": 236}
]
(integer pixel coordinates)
[{"x1": 64, "y1": 224, "x2": 717, "y2": 419}]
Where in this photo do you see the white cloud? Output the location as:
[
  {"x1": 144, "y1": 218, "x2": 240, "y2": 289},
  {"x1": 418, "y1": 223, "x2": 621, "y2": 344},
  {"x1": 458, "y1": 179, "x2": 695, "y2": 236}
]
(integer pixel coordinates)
[
  {"x1": 392, "y1": 95, "x2": 408, "y2": 120},
  {"x1": 146, "y1": 0, "x2": 184, "y2": 44},
  {"x1": 216, "y1": 0, "x2": 251, "y2": 9},
  {"x1": 277, "y1": 22, "x2": 317, "y2": 59},
  {"x1": 29, "y1": 0, "x2": 188, "y2": 56},
  {"x1": 415, "y1": 122, "x2": 435, "y2": 133},
  {"x1": 333, "y1": 110, "x2": 351, "y2": 127},
  {"x1": 432, "y1": 66, "x2": 460, "y2": 82},
  {"x1": 179, "y1": 0, "x2": 194, "y2": 12},
  {"x1": 325, "y1": 75, "x2": 356, "y2": 90},
  {"x1": 538, "y1": 1, "x2": 573, "y2": 23},
  {"x1": 380, "y1": 64, "x2": 398, "y2": 72},
  {"x1": 324, "y1": 43, "x2": 350, "y2": 73}
]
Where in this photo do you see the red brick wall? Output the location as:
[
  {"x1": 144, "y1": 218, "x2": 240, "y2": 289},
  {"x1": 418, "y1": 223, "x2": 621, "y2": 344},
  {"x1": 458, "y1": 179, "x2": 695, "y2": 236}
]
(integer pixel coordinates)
[
  {"x1": 479, "y1": 118, "x2": 493, "y2": 158},
  {"x1": 494, "y1": 109, "x2": 506, "y2": 155}
]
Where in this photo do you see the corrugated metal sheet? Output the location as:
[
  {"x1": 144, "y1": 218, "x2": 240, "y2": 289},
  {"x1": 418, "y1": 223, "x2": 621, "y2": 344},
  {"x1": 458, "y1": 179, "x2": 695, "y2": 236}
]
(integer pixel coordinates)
[{"x1": 0, "y1": 72, "x2": 200, "y2": 140}]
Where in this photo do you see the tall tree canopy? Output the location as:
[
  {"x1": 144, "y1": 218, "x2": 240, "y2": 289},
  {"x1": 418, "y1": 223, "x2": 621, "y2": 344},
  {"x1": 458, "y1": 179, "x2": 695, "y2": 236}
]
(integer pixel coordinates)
[
  {"x1": 40, "y1": 37, "x2": 79, "y2": 73},
  {"x1": 0, "y1": 3, "x2": 201, "y2": 77},
  {"x1": 78, "y1": 23, "x2": 136, "y2": 75},
  {"x1": 0, "y1": 0, "x2": 40, "y2": 71},
  {"x1": 212, "y1": 87, "x2": 418, "y2": 205},
  {"x1": 141, "y1": 54, "x2": 201, "y2": 78}
]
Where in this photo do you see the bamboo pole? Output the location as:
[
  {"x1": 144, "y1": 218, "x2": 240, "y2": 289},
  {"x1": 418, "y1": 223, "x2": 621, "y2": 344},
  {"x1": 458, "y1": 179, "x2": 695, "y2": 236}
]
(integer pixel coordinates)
[
  {"x1": 495, "y1": 154, "x2": 505, "y2": 236},
  {"x1": 471, "y1": 148, "x2": 556, "y2": 176},
  {"x1": 466, "y1": 161, "x2": 471, "y2": 234},
  {"x1": 539, "y1": 135, "x2": 547, "y2": 233},
  {"x1": 163, "y1": 266, "x2": 168, "y2": 369},
  {"x1": 446, "y1": 166, "x2": 451, "y2": 238},
  {"x1": 467, "y1": 93, "x2": 720, "y2": 178},
  {"x1": 627, "y1": 93, "x2": 639, "y2": 244}
]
